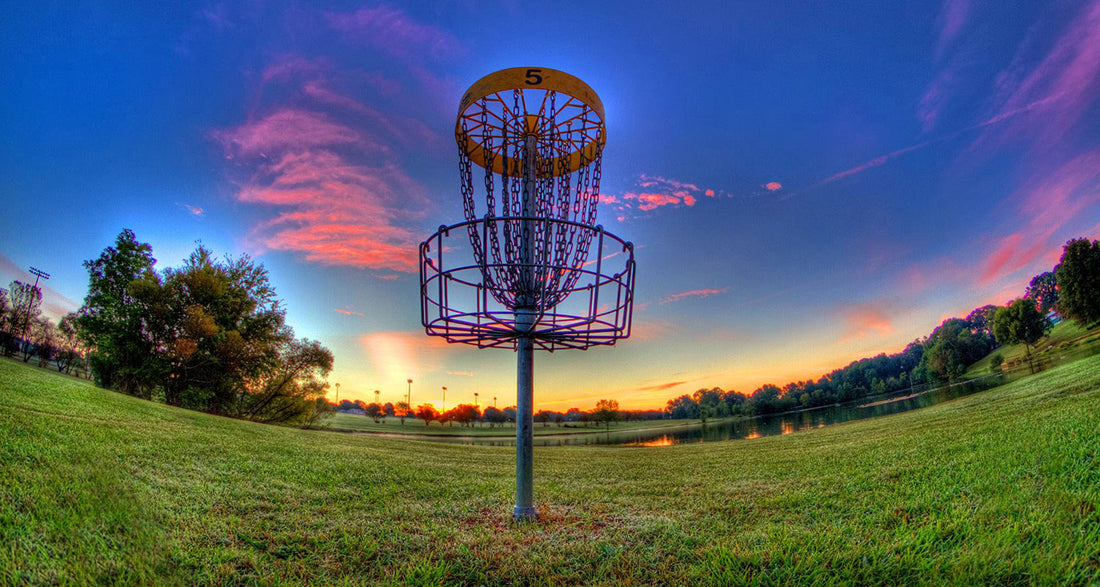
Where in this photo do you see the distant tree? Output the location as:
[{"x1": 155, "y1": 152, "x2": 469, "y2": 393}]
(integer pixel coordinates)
[
  {"x1": 29, "y1": 317, "x2": 57, "y2": 367},
  {"x1": 966, "y1": 305, "x2": 1001, "y2": 338},
  {"x1": 750, "y1": 384, "x2": 783, "y2": 415},
  {"x1": 483, "y1": 406, "x2": 507, "y2": 427},
  {"x1": 336, "y1": 399, "x2": 356, "y2": 412},
  {"x1": 534, "y1": 410, "x2": 553, "y2": 427},
  {"x1": 8, "y1": 280, "x2": 43, "y2": 362},
  {"x1": 593, "y1": 399, "x2": 620, "y2": 431},
  {"x1": 919, "y1": 318, "x2": 995, "y2": 382},
  {"x1": 383, "y1": 402, "x2": 395, "y2": 418},
  {"x1": 415, "y1": 404, "x2": 439, "y2": 425},
  {"x1": 502, "y1": 406, "x2": 517, "y2": 423},
  {"x1": 1056, "y1": 238, "x2": 1100, "y2": 326},
  {"x1": 665, "y1": 395, "x2": 699, "y2": 419},
  {"x1": 395, "y1": 401, "x2": 410, "y2": 425},
  {"x1": 993, "y1": 298, "x2": 1053, "y2": 373},
  {"x1": 1025, "y1": 272, "x2": 1059, "y2": 315},
  {"x1": 693, "y1": 388, "x2": 726, "y2": 419},
  {"x1": 447, "y1": 404, "x2": 480, "y2": 427},
  {"x1": 55, "y1": 313, "x2": 85, "y2": 374},
  {"x1": 76, "y1": 229, "x2": 159, "y2": 397},
  {"x1": 364, "y1": 402, "x2": 382, "y2": 422}
]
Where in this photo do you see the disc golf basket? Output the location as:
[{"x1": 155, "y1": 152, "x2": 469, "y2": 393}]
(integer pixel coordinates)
[{"x1": 419, "y1": 67, "x2": 635, "y2": 520}]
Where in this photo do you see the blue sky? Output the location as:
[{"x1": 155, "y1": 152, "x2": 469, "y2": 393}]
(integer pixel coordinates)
[{"x1": 2, "y1": 1, "x2": 1099, "y2": 409}]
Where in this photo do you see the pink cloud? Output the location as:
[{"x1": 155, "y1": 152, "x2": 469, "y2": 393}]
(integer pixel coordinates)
[
  {"x1": 704, "y1": 189, "x2": 715, "y2": 197},
  {"x1": 335, "y1": 306, "x2": 364, "y2": 317},
  {"x1": 978, "y1": 233, "x2": 1047, "y2": 286},
  {"x1": 183, "y1": 204, "x2": 203, "y2": 216},
  {"x1": 659, "y1": 287, "x2": 729, "y2": 305},
  {"x1": 627, "y1": 192, "x2": 681, "y2": 211},
  {"x1": 935, "y1": 0, "x2": 971, "y2": 57},
  {"x1": 764, "y1": 181, "x2": 782, "y2": 192},
  {"x1": 637, "y1": 381, "x2": 687, "y2": 392},
  {"x1": 325, "y1": 6, "x2": 461, "y2": 62},
  {"x1": 837, "y1": 302, "x2": 895, "y2": 343},
  {"x1": 215, "y1": 109, "x2": 362, "y2": 157}
]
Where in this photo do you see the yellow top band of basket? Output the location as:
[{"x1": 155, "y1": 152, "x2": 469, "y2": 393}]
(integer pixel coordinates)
[{"x1": 455, "y1": 67, "x2": 606, "y2": 177}]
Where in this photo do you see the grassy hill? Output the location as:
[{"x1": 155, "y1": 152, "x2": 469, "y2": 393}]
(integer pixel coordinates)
[
  {"x1": 2, "y1": 357, "x2": 1097, "y2": 585},
  {"x1": 966, "y1": 319, "x2": 1100, "y2": 377}
]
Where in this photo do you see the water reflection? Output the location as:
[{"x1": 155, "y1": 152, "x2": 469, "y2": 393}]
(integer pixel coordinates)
[{"x1": 423, "y1": 377, "x2": 996, "y2": 447}]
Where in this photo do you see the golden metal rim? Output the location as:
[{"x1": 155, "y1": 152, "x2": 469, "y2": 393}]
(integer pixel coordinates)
[{"x1": 455, "y1": 67, "x2": 606, "y2": 177}]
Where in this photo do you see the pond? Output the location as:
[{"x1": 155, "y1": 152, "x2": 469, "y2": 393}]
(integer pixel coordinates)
[{"x1": 422, "y1": 376, "x2": 997, "y2": 447}]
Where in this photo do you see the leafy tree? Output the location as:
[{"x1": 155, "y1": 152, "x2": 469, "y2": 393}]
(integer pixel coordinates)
[
  {"x1": 534, "y1": 410, "x2": 553, "y2": 427},
  {"x1": 233, "y1": 336, "x2": 333, "y2": 423},
  {"x1": 77, "y1": 229, "x2": 159, "y2": 397},
  {"x1": 364, "y1": 402, "x2": 382, "y2": 422},
  {"x1": 1025, "y1": 272, "x2": 1058, "y2": 315},
  {"x1": 415, "y1": 404, "x2": 439, "y2": 425},
  {"x1": 665, "y1": 395, "x2": 698, "y2": 419},
  {"x1": 1055, "y1": 238, "x2": 1100, "y2": 326},
  {"x1": 483, "y1": 406, "x2": 508, "y2": 427},
  {"x1": 919, "y1": 318, "x2": 995, "y2": 382},
  {"x1": 593, "y1": 399, "x2": 620, "y2": 431},
  {"x1": 55, "y1": 313, "x2": 85, "y2": 374},
  {"x1": 395, "y1": 401, "x2": 410, "y2": 425},
  {"x1": 445, "y1": 404, "x2": 480, "y2": 427},
  {"x1": 966, "y1": 305, "x2": 1000, "y2": 337},
  {"x1": 993, "y1": 299, "x2": 1052, "y2": 373},
  {"x1": 7, "y1": 280, "x2": 43, "y2": 362}
]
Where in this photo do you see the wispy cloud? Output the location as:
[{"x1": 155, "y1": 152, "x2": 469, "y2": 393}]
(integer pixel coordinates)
[
  {"x1": 660, "y1": 287, "x2": 729, "y2": 305},
  {"x1": 602, "y1": 174, "x2": 722, "y2": 218},
  {"x1": 335, "y1": 306, "x2": 364, "y2": 317},
  {"x1": 763, "y1": 181, "x2": 782, "y2": 192},
  {"x1": 637, "y1": 381, "x2": 686, "y2": 392},
  {"x1": 837, "y1": 302, "x2": 895, "y2": 343},
  {"x1": 934, "y1": 0, "x2": 971, "y2": 58},
  {"x1": 182, "y1": 204, "x2": 204, "y2": 216}
]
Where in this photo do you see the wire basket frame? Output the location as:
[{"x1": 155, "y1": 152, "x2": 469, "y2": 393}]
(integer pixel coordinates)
[{"x1": 421, "y1": 216, "x2": 634, "y2": 351}]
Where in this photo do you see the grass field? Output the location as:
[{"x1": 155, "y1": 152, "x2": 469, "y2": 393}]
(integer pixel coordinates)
[
  {"x1": 2, "y1": 357, "x2": 1098, "y2": 585},
  {"x1": 966, "y1": 319, "x2": 1100, "y2": 377},
  {"x1": 325, "y1": 411, "x2": 705, "y2": 437}
]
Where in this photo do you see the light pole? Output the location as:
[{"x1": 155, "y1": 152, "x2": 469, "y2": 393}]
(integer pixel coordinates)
[
  {"x1": 474, "y1": 392, "x2": 479, "y2": 408},
  {"x1": 494, "y1": 396, "x2": 498, "y2": 408},
  {"x1": 375, "y1": 389, "x2": 380, "y2": 406},
  {"x1": 407, "y1": 378, "x2": 413, "y2": 412},
  {"x1": 335, "y1": 382, "x2": 340, "y2": 404},
  {"x1": 442, "y1": 386, "x2": 447, "y2": 411},
  {"x1": 22, "y1": 267, "x2": 49, "y2": 354}
]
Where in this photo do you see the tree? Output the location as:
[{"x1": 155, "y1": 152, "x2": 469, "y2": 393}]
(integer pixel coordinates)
[
  {"x1": 415, "y1": 404, "x2": 439, "y2": 425},
  {"x1": 966, "y1": 305, "x2": 1000, "y2": 338},
  {"x1": 534, "y1": 410, "x2": 553, "y2": 427},
  {"x1": 1056, "y1": 238, "x2": 1100, "y2": 326},
  {"x1": 395, "y1": 401, "x2": 410, "y2": 424},
  {"x1": 364, "y1": 402, "x2": 382, "y2": 422},
  {"x1": 55, "y1": 313, "x2": 85, "y2": 374},
  {"x1": 7, "y1": 280, "x2": 43, "y2": 362},
  {"x1": 77, "y1": 229, "x2": 159, "y2": 397},
  {"x1": 593, "y1": 399, "x2": 620, "y2": 431},
  {"x1": 1025, "y1": 272, "x2": 1058, "y2": 315},
  {"x1": 446, "y1": 404, "x2": 480, "y2": 427},
  {"x1": 483, "y1": 406, "x2": 507, "y2": 427},
  {"x1": 233, "y1": 336, "x2": 333, "y2": 423},
  {"x1": 919, "y1": 318, "x2": 995, "y2": 382},
  {"x1": 993, "y1": 298, "x2": 1052, "y2": 373}
]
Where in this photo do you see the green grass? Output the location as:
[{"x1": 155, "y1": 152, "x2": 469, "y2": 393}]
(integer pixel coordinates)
[
  {"x1": 966, "y1": 319, "x2": 1100, "y2": 377},
  {"x1": 325, "y1": 411, "x2": 706, "y2": 437},
  {"x1": 1, "y1": 356, "x2": 1098, "y2": 585}
]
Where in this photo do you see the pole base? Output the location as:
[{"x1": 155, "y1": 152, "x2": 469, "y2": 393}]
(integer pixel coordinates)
[{"x1": 512, "y1": 506, "x2": 538, "y2": 522}]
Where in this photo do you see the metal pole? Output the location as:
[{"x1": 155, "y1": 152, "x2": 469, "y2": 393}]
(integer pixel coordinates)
[{"x1": 514, "y1": 134, "x2": 538, "y2": 521}]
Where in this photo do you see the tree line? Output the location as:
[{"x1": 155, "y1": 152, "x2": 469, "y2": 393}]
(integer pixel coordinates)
[
  {"x1": 336, "y1": 397, "x2": 650, "y2": 429},
  {"x1": 663, "y1": 236, "x2": 1100, "y2": 420}
]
